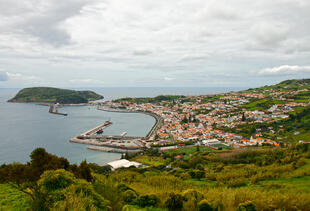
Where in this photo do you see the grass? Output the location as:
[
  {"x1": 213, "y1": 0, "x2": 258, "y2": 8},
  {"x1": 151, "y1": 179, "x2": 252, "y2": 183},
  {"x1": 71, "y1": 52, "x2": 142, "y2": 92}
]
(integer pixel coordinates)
[
  {"x1": 243, "y1": 98, "x2": 285, "y2": 111},
  {"x1": 293, "y1": 132, "x2": 310, "y2": 141},
  {"x1": 257, "y1": 159, "x2": 310, "y2": 192},
  {"x1": 0, "y1": 184, "x2": 31, "y2": 211},
  {"x1": 259, "y1": 176, "x2": 310, "y2": 193},
  {"x1": 133, "y1": 155, "x2": 167, "y2": 167},
  {"x1": 166, "y1": 146, "x2": 215, "y2": 156},
  {"x1": 184, "y1": 178, "x2": 216, "y2": 187},
  {"x1": 213, "y1": 144, "x2": 233, "y2": 150},
  {"x1": 289, "y1": 106, "x2": 308, "y2": 115}
]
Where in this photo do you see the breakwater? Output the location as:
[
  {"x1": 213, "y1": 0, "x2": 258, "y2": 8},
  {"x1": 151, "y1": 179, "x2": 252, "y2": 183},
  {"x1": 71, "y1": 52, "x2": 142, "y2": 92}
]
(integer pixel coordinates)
[
  {"x1": 87, "y1": 146, "x2": 141, "y2": 154},
  {"x1": 49, "y1": 104, "x2": 67, "y2": 116}
]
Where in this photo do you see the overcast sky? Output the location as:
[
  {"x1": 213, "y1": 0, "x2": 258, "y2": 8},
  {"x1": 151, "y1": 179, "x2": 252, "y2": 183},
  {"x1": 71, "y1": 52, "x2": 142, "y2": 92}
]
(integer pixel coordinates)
[{"x1": 0, "y1": 0, "x2": 310, "y2": 88}]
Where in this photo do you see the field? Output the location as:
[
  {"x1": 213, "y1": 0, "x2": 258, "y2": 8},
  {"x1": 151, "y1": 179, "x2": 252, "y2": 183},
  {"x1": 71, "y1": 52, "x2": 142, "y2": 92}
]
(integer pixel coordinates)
[
  {"x1": 133, "y1": 155, "x2": 168, "y2": 167},
  {"x1": 165, "y1": 146, "x2": 215, "y2": 156},
  {"x1": 243, "y1": 98, "x2": 285, "y2": 111}
]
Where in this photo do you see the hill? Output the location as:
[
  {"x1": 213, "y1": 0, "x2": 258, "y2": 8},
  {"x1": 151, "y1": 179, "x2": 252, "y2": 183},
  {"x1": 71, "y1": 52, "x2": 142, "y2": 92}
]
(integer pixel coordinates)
[
  {"x1": 1, "y1": 146, "x2": 310, "y2": 210},
  {"x1": 218, "y1": 78, "x2": 310, "y2": 141},
  {"x1": 245, "y1": 78, "x2": 310, "y2": 93},
  {"x1": 8, "y1": 87, "x2": 103, "y2": 104}
]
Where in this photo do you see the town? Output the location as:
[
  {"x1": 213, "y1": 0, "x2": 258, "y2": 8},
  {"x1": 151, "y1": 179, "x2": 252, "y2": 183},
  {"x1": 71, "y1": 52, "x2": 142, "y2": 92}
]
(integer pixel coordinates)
[{"x1": 99, "y1": 84, "x2": 310, "y2": 150}]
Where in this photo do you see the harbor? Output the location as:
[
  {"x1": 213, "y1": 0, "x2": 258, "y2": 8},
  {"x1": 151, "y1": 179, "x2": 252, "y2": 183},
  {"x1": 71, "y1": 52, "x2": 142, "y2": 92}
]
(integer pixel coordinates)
[
  {"x1": 96, "y1": 105, "x2": 164, "y2": 139},
  {"x1": 68, "y1": 104, "x2": 163, "y2": 154},
  {"x1": 69, "y1": 116, "x2": 156, "y2": 154}
]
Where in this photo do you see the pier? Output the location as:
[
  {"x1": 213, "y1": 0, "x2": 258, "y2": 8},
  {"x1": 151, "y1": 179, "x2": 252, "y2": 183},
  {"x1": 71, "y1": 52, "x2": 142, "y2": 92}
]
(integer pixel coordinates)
[
  {"x1": 69, "y1": 120, "x2": 144, "y2": 153},
  {"x1": 80, "y1": 121, "x2": 112, "y2": 136}
]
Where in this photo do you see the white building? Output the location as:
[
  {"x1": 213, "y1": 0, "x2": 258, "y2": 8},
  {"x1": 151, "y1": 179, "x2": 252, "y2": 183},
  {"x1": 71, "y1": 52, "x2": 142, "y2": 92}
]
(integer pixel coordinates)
[
  {"x1": 107, "y1": 159, "x2": 142, "y2": 171},
  {"x1": 202, "y1": 139, "x2": 221, "y2": 146}
]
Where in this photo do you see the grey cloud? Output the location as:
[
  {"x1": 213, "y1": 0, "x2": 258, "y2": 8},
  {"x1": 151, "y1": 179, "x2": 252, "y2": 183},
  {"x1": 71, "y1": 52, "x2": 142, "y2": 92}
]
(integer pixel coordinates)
[
  {"x1": 1, "y1": 0, "x2": 310, "y2": 87},
  {"x1": 258, "y1": 65, "x2": 310, "y2": 76},
  {"x1": 0, "y1": 71, "x2": 8, "y2": 81},
  {"x1": 1, "y1": 0, "x2": 92, "y2": 47},
  {"x1": 250, "y1": 22, "x2": 290, "y2": 49},
  {"x1": 178, "y1": 55, "x2": 208, "y2": 62},
  {"x1": 132, "y1": 50, "x2": 152, "y2": 56}
]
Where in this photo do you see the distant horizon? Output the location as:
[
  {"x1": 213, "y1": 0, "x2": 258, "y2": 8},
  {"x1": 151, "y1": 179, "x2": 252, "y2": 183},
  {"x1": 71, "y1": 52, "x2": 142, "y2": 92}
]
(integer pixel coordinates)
[{"x1": 1, "y1": 77, "x2": 309, "y2": 90}]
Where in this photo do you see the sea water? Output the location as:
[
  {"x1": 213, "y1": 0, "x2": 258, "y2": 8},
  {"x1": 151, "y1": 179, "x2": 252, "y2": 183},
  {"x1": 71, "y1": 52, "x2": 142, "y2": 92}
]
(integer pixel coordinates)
[{"x1": 0, "y1": 87, "x2": 245, "y2": 165}]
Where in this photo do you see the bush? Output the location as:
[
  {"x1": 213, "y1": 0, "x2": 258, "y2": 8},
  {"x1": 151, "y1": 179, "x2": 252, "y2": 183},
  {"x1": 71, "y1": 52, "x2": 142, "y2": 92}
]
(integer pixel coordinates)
[
  {"x1": 123, "y1": 190, "x2": 138, "y2": 204},
  {"x1": 226, "y1": 178, "x2": 247, "y2": 188},
  {"x1": 182, "y1": 189, "x2": 204, "y2": 202},
  {"x1": 165, "y1": 193, "x2": 183, "y2": 211},
  {"x1": 189, "y1": 170, "x2": 205, "y2": 180},
  {"x1": 134, "y1": 195, "x2": 159, "y2": 208},
  {"x1": 296, "y1": 157, "x2": 306, "y2": 168},
  {"x1": 182, "y1": 189, "x2": 204, "y2": 210},
  {"x1": 198, "y1": 199, "x2": 213, "y2": 211},
  {"x1": 236, "y1": 201, "x2": 257, "y2": 211},
  {"x1": 38, "y1": 169, "x2": 75, "y2": 193}
]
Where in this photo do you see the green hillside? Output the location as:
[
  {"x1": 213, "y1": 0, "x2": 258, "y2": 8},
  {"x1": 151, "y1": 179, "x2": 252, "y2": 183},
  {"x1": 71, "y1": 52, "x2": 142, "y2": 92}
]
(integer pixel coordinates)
[
  {"x1": 245, "y1": 78, "x2": 310, "y2": 93},
  {"x1": 1, "y1": 146, "x2": 310, "y2": 210},
  {"x1": 8, "y1": 87, "x2": 103, "y2": 104}
]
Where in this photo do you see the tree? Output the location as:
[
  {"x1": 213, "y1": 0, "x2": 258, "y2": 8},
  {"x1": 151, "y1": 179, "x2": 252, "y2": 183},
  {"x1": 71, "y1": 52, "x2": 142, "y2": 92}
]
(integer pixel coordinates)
[
  {"x1": 38, "y1": 169, "x2": 108, "y2": 210},
  {"x1": 242, "y1": 113, "x2": 246, "y2": 121},
  {"x1": 77, "y1": 160, "x2": 93, "y2": 182},
  {"x1": 196, "y1": 145, "x2": 200, "y2": 152},
  {"x1": 165, "y1": 193, "x2": 183, "y2": 211}
]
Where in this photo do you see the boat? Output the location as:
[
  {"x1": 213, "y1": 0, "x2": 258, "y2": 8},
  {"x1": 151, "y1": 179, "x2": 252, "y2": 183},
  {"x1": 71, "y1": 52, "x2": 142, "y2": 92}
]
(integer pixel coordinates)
[{"x1": 96, "y1": 129, "x2": 103, "y2": 134}]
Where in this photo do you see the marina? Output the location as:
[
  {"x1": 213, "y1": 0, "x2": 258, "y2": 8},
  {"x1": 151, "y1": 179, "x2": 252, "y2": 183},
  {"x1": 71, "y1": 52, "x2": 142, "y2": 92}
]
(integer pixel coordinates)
[
  {"x1": 69, "y1": 119, "x2": 147, "y2": 153},
  {"x1": 69, "y1": 106, "x2": 163, "y2": 153}
]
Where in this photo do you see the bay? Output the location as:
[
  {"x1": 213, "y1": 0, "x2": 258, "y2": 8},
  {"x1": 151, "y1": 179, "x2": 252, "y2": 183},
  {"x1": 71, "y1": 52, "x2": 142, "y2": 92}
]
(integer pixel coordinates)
[{"x1": 0, "y1": 87, "x2": 245, "y2": 165}]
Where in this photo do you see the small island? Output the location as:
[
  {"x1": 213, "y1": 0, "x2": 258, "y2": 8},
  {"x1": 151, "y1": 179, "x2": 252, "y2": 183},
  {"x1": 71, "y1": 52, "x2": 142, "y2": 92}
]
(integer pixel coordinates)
[{"x1": 8, "y1": 87, "x2": 103, "y2": 104}]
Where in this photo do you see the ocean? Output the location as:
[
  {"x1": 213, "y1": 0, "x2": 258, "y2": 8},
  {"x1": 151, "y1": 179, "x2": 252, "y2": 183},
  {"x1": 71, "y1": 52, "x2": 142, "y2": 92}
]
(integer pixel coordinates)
[{"x1": 0, "y1": 87, "x2": 245, "y2": 165}]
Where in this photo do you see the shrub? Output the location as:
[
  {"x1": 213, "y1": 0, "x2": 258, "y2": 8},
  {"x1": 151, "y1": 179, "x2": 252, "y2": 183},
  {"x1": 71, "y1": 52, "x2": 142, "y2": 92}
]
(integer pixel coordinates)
[
  {"x1": 296, "y1": 157, "x2": 306, "y2": 168},
  {"x1": 198, "y1": 199, "x2": 213, "y2": 211},
  {"x1": 179, "y1": 172, "x2": 191, "y2": 180},
  {"x1": 134, "y1": 195, "x2": 159, "y2": 208},
  {"x1": 182, "y1": 189, "x2": 204, "y2": 202},
  {"x1": 236, "y1": 201, "x2": 257, "y2": 211},
  {"x1": 164, "y1": 193, "x2": 183, "y2": 211},
  {"x1": 226, "y1": 178, "x2": 247, "y2": 188},
  {"x1": 123, "y1": 190, "x2": 138, "y2": 204},
  {"x1": 182, "y1": 189, "x2": 204, "y2": 211},
  {"x1": 38, "y1": 169, "x2": 75, "y2": 193}
]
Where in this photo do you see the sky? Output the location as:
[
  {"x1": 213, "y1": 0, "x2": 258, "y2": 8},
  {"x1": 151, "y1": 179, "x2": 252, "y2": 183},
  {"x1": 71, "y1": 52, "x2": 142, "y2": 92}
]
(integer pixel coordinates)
[{"x1": 0, "y1": 0, "x2": 310, "y2": 88}]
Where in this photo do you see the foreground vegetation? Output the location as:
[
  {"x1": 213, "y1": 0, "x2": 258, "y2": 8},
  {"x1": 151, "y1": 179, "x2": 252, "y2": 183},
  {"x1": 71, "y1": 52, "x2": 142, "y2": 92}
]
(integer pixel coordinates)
[
  {"x1": 8, "y1": 87, "x2": 103, "y2": 104},
  {"x1": 1, "y1": 144, "x2": 310, "y2": 210}
]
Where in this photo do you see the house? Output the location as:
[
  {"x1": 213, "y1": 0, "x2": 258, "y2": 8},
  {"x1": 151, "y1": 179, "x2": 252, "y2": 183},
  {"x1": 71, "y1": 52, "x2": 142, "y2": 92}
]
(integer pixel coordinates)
[{"x1": 107, "y1": 159, "x2": 142, "y2": 171}]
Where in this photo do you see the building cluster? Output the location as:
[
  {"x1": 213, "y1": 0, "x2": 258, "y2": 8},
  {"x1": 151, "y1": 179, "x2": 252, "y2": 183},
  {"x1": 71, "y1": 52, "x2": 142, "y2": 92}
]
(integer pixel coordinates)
[{"x1": 104, "y1": 88, "x2": 310, "y2": 149}]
